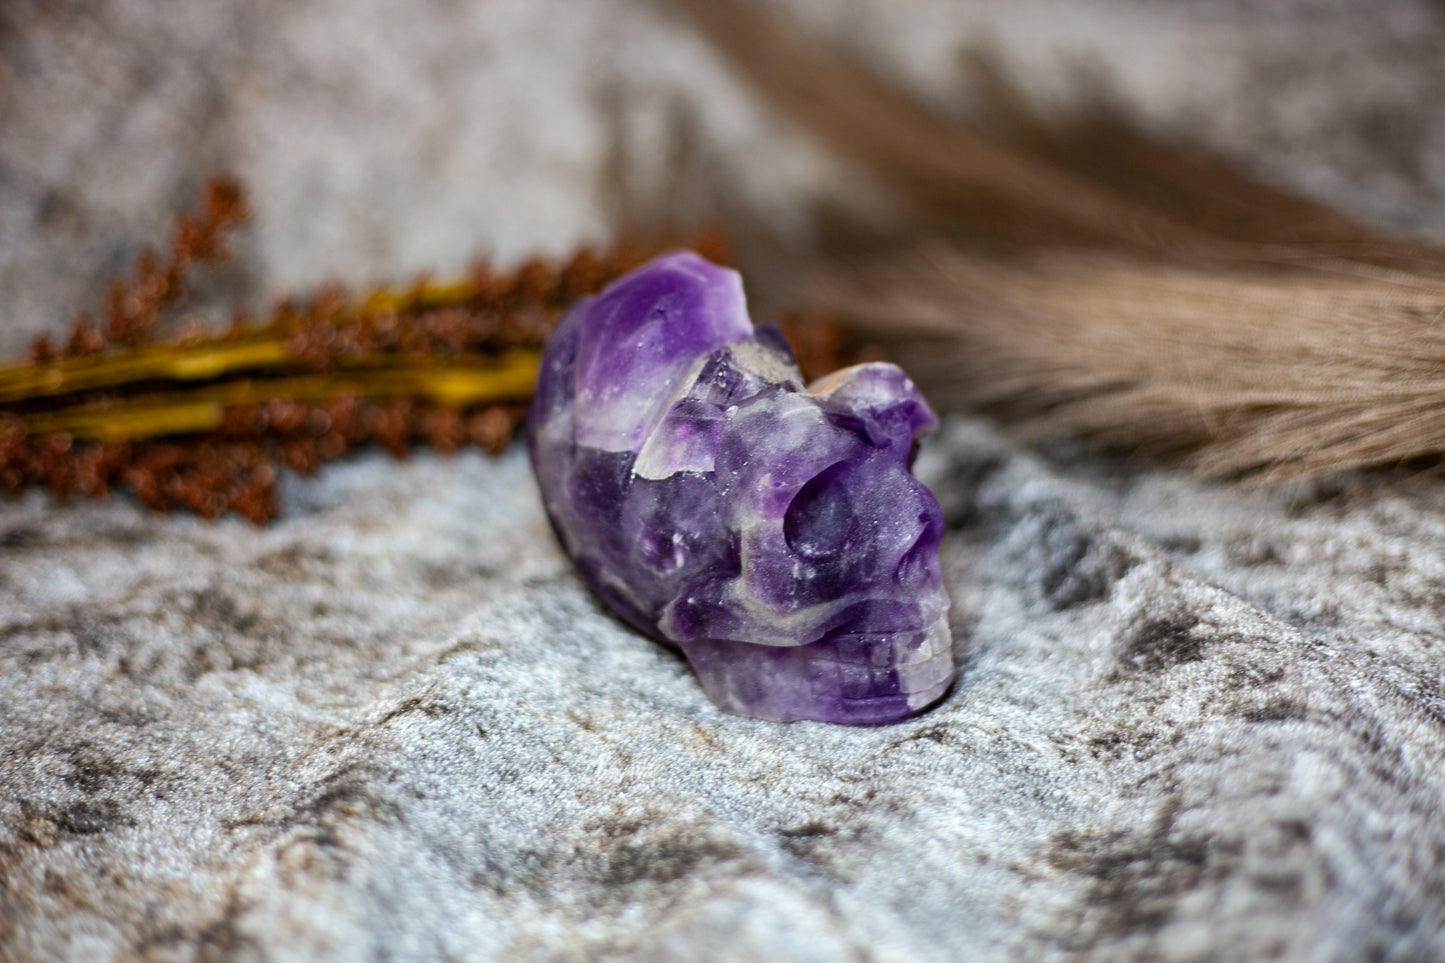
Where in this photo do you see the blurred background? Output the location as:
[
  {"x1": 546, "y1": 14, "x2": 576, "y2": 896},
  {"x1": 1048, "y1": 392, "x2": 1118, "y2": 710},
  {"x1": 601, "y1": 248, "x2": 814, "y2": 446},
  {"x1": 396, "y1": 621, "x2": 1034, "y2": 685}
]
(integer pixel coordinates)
[{"x1": 4, "y1": 0, "x2": 1444, "y2": 354}]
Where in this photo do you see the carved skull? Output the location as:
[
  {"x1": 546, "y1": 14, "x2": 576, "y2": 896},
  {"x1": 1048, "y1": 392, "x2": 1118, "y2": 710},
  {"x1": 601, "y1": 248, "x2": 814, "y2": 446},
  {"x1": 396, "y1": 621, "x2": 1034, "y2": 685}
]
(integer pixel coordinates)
[{"x1": 529, "y1": 252, "x2": 952, "y2": 723}]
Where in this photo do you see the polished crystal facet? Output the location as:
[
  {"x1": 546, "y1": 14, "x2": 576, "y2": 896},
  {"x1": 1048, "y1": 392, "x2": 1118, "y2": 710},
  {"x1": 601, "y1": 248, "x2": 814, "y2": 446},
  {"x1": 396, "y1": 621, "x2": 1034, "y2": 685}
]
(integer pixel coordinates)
[{"x1": 528, "y1": 252, "x2": 953, "y2": 723}]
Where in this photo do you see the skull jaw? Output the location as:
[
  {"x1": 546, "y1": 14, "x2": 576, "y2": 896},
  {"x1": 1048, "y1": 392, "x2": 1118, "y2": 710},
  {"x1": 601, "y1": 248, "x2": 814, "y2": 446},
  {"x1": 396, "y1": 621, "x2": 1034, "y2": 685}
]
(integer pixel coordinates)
[{"x1": 677, "y1": 616, "x2": 954, "y2": 724}]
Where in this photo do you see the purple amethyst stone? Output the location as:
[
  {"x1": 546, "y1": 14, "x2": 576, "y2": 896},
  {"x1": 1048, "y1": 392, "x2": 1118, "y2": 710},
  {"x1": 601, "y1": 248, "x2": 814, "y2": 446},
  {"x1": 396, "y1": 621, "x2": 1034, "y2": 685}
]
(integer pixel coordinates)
[{"x1": 528, "y1": 252, "x2": 953, "y2": 723}]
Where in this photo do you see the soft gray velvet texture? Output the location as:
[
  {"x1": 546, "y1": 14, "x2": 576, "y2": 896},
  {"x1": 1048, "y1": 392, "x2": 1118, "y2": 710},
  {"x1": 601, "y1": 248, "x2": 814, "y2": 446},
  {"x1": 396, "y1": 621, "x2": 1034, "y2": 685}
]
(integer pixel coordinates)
[{"x1": 3, "y1": 1, "x2": 1445, "y2": 959}]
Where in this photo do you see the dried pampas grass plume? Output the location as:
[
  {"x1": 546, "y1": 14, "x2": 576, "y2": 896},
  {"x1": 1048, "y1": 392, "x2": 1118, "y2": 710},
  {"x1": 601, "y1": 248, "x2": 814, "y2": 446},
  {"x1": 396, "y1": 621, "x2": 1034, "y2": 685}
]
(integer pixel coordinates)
[{"x1": 669, "y1": 0, "x2": 1445, "y2": 483}]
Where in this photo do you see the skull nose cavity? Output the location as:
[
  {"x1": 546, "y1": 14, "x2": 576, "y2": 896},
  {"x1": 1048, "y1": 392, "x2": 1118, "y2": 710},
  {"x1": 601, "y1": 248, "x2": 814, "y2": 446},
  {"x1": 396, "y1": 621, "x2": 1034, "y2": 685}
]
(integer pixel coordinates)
[{"x1": 783, "y1": 461, "x2": 853, "y2": 559}]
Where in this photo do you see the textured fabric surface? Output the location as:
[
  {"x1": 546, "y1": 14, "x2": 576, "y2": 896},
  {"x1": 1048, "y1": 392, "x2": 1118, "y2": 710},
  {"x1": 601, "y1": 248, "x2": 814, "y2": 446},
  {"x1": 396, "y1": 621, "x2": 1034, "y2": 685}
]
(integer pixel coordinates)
[{"x1": 4, "y1": 2, "x2": 1445, "y2": 960}]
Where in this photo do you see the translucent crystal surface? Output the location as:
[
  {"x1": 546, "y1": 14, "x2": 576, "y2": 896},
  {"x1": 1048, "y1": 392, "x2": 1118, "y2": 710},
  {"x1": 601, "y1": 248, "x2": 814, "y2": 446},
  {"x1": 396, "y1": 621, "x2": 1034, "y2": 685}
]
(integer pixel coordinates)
[{"x1": 528, "y1": 252, "x2": 953, "y2": 723}]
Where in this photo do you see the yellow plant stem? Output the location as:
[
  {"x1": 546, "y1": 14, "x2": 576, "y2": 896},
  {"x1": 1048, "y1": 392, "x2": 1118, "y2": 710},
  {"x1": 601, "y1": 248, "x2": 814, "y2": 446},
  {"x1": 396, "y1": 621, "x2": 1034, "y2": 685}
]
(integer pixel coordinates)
[
  {"x1": 0, "y1": 275, "x2": 489, "y2": 405},
  {"x1": 22, "y1": 349, "x2": 539, "y2": 443},
  {"x1": 354, "y1": 276, "x2": 482, "y2": 315},
  {"x1": 0, "y1": 338, "x2": 294, "y2": 404}
]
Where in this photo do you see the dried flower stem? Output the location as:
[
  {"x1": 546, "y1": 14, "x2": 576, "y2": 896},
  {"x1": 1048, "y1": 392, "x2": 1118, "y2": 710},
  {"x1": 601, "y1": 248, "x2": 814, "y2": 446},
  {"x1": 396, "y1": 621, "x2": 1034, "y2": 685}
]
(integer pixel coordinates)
[
  {"x1": 18, "y1": 352, "x2": 540, "y2": 442},
  {"x1": 0, "y1": 178, "x2": 849, "y2": 522}
]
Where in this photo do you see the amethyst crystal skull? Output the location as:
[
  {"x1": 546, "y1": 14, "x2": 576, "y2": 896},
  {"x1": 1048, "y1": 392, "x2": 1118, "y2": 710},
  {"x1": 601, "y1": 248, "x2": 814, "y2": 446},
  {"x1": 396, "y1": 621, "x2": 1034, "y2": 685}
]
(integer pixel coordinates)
[{"x1": 528, "y1": 252, "x2": 952, "y2": 723}]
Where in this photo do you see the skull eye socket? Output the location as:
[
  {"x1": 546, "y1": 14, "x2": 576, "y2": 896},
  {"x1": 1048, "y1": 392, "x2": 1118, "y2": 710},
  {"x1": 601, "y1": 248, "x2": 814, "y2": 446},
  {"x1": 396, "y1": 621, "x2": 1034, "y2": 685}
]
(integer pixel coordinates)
[
  {"x1": 895, "y1": 515, "x2": 939, "y2": 584},
  {"x1": 784, "y1": 461, "x2": 853, "y2": 560}
]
